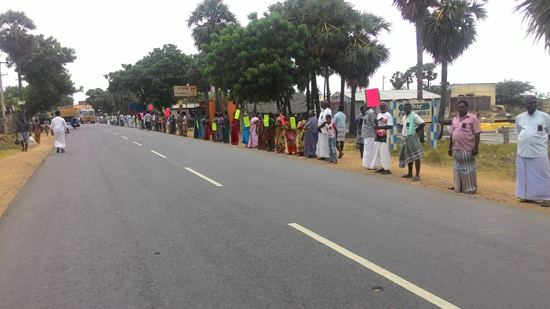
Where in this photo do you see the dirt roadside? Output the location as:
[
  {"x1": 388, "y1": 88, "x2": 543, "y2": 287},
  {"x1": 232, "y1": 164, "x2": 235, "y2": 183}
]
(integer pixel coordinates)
[{"x1": 0, "y1": 130, "x2": 548, "y2": 218}]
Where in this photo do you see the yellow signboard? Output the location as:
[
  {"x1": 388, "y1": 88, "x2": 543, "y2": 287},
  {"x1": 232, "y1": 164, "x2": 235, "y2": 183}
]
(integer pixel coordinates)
[
  {"x1": 174, "y1": 86, "x2": 197, "y2": 97},
  {"x1": 290, "y1": 117, "x2": 296, "y2": 129},
  {"x1": 234, "y1": 109, "x2": 240, "y2": 119},
  {"x1": 212, "y1": 122, "x2": 217, "y2": 131},
  {"x1": 264, "y1": 115, "x2": 269, "y2": 127},
  {"x1": 243, "y1": 116, "x2": 250, "y2": 127}
]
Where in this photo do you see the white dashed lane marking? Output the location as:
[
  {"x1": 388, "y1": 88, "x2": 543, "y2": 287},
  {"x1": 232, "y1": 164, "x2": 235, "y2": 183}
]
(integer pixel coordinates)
[
  {"x1": 133, "y1": 142, "x2": 142, "y2": 146},
  {"x1": 184, "y1": 168, "x2": 223, "y2": 187},
  {"x1": 150, "y1": 150, "x2": 166, "y2": 158}
]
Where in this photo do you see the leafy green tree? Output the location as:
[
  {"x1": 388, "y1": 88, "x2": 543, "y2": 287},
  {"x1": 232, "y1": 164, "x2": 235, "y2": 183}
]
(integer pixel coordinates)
[
  {"x1": 189, "y1": 52, "x2": 212, "y2": 117},
  {"x1": 187, "y1": 0, "x2": 238, "y2": 112},
  {"x1": 390, "y1": 71, "x2": 406, "y2": 90},
  {"x1": 422, "y1": 62, "x2": 437, "y2": 88},
  {"x1": 423, "y1": 0, "x2": 486, "y2": 138},
  {"x1": 335, "y1": 10, "x2": 390, "y2": 135},
  {"x1": 205, "y1": 13, "x2": 309, "y2": 114},
  {"x1": 85, "y1": 88, "x2": 115, "y2": 114},
  {"x1": 20, "y1": 34, "x2": 79, "y2": 116},
  {"x1": 105, "y1": 45, "x2": 192, "y2": 112},
  {"x1": 2, "y1": 85, "x2": 20, "y2": 109},
  {"x1": 0, "y1": 10, "x2": 36, "y2": 101},
  {"x1": 496, "y1": 79, "x2": 535, "y2": 111},
  {"x1": 393, "y1": 0, "x2": 438, "y2": 100},
  {"x1": 515, "y1": 0, "x2": 550, "y2": 52}
]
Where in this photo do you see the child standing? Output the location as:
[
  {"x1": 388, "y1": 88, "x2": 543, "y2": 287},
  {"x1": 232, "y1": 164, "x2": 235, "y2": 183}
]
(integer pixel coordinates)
[{"x1": 318, "y1": 114, "x2": 338, "y2": 163}]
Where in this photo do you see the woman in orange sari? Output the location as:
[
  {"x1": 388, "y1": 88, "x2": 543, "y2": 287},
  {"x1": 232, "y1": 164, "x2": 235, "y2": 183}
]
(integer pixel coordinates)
[
  {"x1": 257, "y1": 114, "x2": 267, "y2": 150},
  {"x1": 275, "y1": 113, "x2": 286, "y2": 153},
  {"x1": 285, "y1": 116, "x2": 297, "y2": 155},
  {"x1": 295, "y1": 114, "x2": 306, "y2": 156}
]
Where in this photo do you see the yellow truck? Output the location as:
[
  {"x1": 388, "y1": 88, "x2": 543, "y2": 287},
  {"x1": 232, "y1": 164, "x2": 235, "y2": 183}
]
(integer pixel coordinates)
[{"x1": 57, "y1": 105, "x2": 77, "y2": 122}]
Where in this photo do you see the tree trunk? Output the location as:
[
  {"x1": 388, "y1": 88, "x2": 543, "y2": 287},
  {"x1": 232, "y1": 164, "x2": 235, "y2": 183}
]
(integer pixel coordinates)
[
  {"x1": 349, "y1": 85, "x2": 357, "y2": 136},
  {"x1": 17, "y1": 62, "x2": 24, "y2": 101},
  {"x1": 311, "y1": 69, "x2": 320, "y2": 117},
  {"x1": 306, "y1": 83, "x2": 311, "y2": 112},
  {"x1": 437, "y1": 60, "x2": 448, "y2": 140},
  {"x1": 415, "y1": 17, "x2": 424, "y2": 100},
  {"x1": 325, "y1": 67, "x2": 331, "y2": 103},
  {"x1": 204, "y1": 90, "x2": 209, "y2": 118},
  {"x1": 339, "y1": 76, "x2": 345, "y2": 107},
  {"x1": 215, "y1": 87, "x2": 221, "y2": 112},
  {"x1": 286, "y1": 96, "x2": 292, "y2": 115}
]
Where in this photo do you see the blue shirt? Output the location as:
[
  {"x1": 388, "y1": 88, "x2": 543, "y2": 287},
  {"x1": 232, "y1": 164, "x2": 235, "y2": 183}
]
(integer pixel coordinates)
[{"x1": 333, "y1": 111, "x2": 346, "y2": 129}]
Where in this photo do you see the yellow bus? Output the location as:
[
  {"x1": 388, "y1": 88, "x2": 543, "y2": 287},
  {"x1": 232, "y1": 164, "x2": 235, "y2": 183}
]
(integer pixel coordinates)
[{"x1": 80, "y1": 108, "x2": 96, "y2": 123}]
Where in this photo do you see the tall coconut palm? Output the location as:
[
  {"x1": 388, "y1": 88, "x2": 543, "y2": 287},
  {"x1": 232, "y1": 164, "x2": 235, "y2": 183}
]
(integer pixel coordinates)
[
  {"x1": 392, "y1": 0, "x2": 438, "y2": 100},
  {"x1": 515, "y1": 0, "x2": 550, "y2": 52},
  {"x1": 0, "y1": 10, "x2": 36, "y2": 101},
  {"x1": 423, "y1": 0, "x2": 487, "y2": 138},
  {"x1": 335, "y1": 11, "x2": 391, "y2": 136},
  {"x1": 302, "y1": 0, "x2": 353, "y2": 114},
  {"x1": 187, "y1": 0, "x2": 237, "y2": 112}
]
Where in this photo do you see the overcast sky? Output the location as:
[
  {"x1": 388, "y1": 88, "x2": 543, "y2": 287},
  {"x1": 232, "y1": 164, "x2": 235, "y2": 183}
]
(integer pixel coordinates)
[{"x1": 1, "y1": 0, "x2": 548, "y2": 104}]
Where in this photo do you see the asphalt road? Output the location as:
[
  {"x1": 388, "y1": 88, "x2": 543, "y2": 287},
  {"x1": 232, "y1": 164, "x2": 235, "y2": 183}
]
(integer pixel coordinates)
[{"x1": 0, "y1": 124, "x2": 548, "y2": 308}]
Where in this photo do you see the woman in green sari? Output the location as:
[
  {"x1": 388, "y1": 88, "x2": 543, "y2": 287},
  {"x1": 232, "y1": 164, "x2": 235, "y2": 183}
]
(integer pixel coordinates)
[{"x1": 222, "y1": 110, "x2": 230, "y2": 143}]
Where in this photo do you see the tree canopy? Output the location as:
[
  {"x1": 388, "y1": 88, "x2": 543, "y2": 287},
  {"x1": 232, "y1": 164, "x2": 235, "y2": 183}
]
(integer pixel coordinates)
[{"x1": 496, "y1": 79, "x2": 536, "y2": 110}]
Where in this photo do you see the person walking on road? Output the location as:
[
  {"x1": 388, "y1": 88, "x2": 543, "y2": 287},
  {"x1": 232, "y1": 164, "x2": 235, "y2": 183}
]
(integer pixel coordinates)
[
  {"x1": 50, "y1": 111, "x2": 69, "y2": 153},
  {"x1": 515, "y1": 95, "x2": 550, "y2": 207},
  {"x1": 43, "y1": 119, "x2": 50, "y2": 136},
  {"x1": 448, "y1": 100, "x2": 482, "y2": 194},
  {"x1": 399, "y1": 103, "x2": 425, "y2": 181},
  {"x1": 17, "y1": 115, "x2": 31, "y2": 152},
  {"x1": 33, "y1": 119, "x2": 42, "y2": 144}
]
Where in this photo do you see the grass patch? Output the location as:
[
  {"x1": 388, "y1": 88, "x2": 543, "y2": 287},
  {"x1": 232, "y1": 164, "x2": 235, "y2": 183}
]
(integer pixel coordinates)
[{"x1": 0, "y1": 134, "x2": 20, "y2": 158}]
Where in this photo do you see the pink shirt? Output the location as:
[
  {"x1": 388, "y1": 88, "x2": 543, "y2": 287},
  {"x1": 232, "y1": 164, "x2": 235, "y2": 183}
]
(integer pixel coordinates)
[{"x1": 449, "y1": 112, "x2": 482, "y2": 151}]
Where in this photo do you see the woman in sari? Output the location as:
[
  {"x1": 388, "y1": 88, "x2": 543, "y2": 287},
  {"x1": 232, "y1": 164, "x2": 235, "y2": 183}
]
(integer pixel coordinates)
[
  {"x1": 216, "y1": 114, "x2": 224, "y2": 142},
  {"x1": 285, "y1": 116, "x2": 297, "y2": 155},
  {"x1": 274, "y1": 113, "x2": 286, "y2": 153},
  {"x1": 267, "y1": 113, "x2": 277, "y2": 152},
  {"x1": 198, "y1": 114, "x2": 205, "y2": 139},
  {"x1": 212, "y1": 113, "x2": 219, "y2": 142},
  {"x1": 231, "y1": 117, "x2": 240, "y2": 145},
  {"x1": 241, "y1": 114, "x2": 250, "y2": 147},
  {"x1": 248, "y1": 113, "x2": 259, "y2": 148},
  {"x1": 204, "y1": 116, "x2": 211, "y2": 140},
  {"x1": 222, "y1": 111, "x2": 230, "y2": 143},
  {"x1": 304, "y1": 111, "x2": 318, "y2": 158},
  {"x1": 257, "y1": 114, "x2": 268, "y2": 150},
  {"x1": 295, "y1": 114, "x2": 306, "y2": 156}
]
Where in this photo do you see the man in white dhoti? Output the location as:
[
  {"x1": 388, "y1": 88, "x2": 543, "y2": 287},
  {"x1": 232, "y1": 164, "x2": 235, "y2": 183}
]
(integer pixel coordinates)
[
  {"x1": 362, "y1": 106, "x2": 376, "y2": 169},
  {"x1": 515, "y1": 95, "x2": 550, "y2": 207},
  {"x1": 316, "y1": 102, "x2": 332, "y2": 160},
  {"x1": 369, "y1": 102, "x2": 393, "y2": 174},
  {"x1": 50, "y1": 111, "x2": 69, "y2": 153}
]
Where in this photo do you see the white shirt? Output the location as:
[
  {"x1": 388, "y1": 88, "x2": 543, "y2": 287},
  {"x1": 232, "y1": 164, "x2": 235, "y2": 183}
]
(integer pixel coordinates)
[
  {"x1": 318, "y1": 108, "x2": 332, "y2": 126},
  {"x1": 376, "y1": 112, "x2": 394, "y2": 139},
  {"x1": 51, "y1": 116, "x2": 68, "y2": 133},
  {"x1": 401, "y1": 113, "x2": 424, "y2": 136},
  {"x1": 515, "y1": 110, "x2": 550, "y2": 158}
]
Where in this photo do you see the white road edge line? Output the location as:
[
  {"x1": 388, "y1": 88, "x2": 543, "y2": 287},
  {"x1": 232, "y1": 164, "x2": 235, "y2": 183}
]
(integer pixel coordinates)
[
  {"x1": 150, "y1": 150, "x2": 166, "y2": 158},
  {"x1": 184, "y1": 167, "x2": 223, "y2": 187},
  {"x1": 122, "y1": 136, "x2": 128, "y2": 139},
  {"x1": 288, "y1": 223, "x2": 460, "y2": 309},
  {"x1": 133, "y1": 142, "x2": 142, "y2": 146}
]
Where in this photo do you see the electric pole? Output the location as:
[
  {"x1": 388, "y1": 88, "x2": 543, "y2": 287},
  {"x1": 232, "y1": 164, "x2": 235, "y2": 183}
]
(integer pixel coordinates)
[
  {"x1": 0, "y1": 61, "x2": 6, "y2": 118},
  {"x1": 382, "y1": 75, "x2": 385, "y2": 90}
]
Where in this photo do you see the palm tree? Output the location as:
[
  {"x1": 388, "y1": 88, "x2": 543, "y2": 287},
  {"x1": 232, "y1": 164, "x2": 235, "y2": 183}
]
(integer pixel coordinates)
[
  {"x1": 515, "y1": 0, "x2": 550, "y2": 52},
  {"x1": 392, "y1": 0, "x2": 438, "y2": 100},
  {"x1": 302, "y1": 0, "x2": 353, "y2": 114},
  {"x1": 423, "y1": 0, "x2": 487, "y2": 138},
  {"x1": 0, "y1": 10, "x2": 36, "y2": 101},
  {"x1": 335, "y1": 11, "x2": 391, "y2": 135},
  {"x1": 187, "y1": 0, "x2": 238, "y2": 112}
]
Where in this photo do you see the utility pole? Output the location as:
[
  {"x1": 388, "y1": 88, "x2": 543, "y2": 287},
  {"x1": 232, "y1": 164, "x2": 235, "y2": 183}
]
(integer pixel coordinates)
[
  {"x1": 382, "y1": 75, "x2": 386, "y2": 91},
  {"x1": 0, "y1": 61, "x2": 6, "y2": 118}
]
